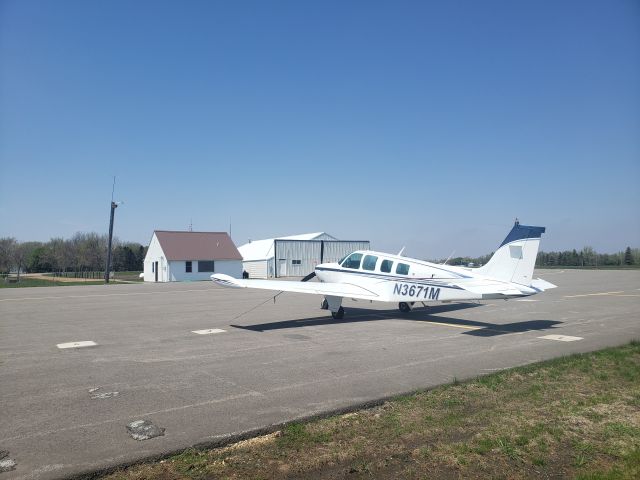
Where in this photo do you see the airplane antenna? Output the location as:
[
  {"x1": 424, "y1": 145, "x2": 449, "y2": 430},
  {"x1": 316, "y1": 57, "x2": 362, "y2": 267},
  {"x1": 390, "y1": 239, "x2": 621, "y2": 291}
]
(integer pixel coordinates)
[
  {"x1": 397, "y1": 246, "x2": 405, "y2": 256},
  {"x1": 442, "y1": 250, "x2": 455, "y2": 265}
]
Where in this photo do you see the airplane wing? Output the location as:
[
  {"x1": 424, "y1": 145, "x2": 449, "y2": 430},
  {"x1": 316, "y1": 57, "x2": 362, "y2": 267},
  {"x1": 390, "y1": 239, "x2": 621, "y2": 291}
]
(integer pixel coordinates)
[{"x1": 210, "y1": 274, "x2": 381, "y2": 300}]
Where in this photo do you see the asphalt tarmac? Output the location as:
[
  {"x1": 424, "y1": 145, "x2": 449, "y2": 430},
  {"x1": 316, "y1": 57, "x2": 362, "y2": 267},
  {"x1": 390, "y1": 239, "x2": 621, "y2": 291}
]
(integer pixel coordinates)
[{"x1": 1, "y1": 269, "x2": 639, "y2": 479}]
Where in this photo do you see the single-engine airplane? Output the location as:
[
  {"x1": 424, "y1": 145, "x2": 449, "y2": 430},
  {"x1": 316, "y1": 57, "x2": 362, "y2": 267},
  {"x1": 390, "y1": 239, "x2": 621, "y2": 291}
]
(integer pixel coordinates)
[{"x1": 211, "y1": 221, "x2": 556, "y2": 319}]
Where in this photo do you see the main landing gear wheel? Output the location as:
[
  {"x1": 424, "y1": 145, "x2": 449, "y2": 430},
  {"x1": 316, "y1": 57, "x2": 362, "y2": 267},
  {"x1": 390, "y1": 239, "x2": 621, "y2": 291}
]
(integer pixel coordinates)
[
  {"x1": 331, "y1": 307, "x2": 345, "y2": 319},
  {"x1": 398, "y1": 302, "x2": 412, "y2": 313},
  {"x1": 321, "y1": 298, "x2": 329, "y2": 310}
]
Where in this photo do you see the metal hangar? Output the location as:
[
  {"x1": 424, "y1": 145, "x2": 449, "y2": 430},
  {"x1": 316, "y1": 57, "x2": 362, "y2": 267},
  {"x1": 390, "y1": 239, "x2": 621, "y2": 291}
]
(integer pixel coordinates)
[{"x1": 237, "y1": 232, "x2": 369, "y2": 278}]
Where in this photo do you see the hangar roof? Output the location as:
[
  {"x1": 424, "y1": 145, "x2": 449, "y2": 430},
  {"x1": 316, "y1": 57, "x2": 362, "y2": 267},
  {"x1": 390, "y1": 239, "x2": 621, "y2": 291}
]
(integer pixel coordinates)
[
  {"x1": 277, "y1": 232, "x2": 336, "y2": 241},
  {"x1": 238, "y1": 232, "x2": 337, "y2": 261},
  {"x1": 154, "y1": 231, "x2": 242, "y2": 261}
]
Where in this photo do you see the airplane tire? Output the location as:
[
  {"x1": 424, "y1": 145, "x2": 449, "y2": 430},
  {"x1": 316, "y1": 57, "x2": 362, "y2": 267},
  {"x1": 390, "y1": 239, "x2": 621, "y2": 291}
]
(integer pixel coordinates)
[
  {"x1": 331, "y1": 307, "x2": 345, "y2": 320},
  {"x1": 321, "y1": 298, "x2": 328, "y2": 310},
  {"x1": 399, "y1": 302, "x2": 412, "y2": 313}
]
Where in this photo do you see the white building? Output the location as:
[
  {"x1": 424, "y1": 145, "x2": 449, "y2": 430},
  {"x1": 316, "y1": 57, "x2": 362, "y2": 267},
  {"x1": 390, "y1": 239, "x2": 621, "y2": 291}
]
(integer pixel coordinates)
[
  {"x1": 238, "y1": 232, "x2": 370, "y2": 278},
  {"x1": 143, "y1": 231, "x2": 242, "y2": 282}
]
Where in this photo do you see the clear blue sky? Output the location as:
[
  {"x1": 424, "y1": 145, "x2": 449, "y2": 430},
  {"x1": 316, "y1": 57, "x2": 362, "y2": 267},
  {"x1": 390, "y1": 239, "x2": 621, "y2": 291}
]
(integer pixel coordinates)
[{"x1": 1, "y1": 0, "x2": 638, "y2": 258}]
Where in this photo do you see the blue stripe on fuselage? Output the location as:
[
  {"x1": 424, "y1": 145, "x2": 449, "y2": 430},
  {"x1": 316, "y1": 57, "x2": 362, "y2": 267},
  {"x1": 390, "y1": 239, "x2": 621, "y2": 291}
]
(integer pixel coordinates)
[{"x1": 314, "y1": 266, "x2": 464, "y2": 290}]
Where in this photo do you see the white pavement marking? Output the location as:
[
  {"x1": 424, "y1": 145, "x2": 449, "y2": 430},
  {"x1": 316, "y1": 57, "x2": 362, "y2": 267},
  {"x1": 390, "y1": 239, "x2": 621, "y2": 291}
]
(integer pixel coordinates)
[
  {"x1": 516, "y1": 299, "x2": 538, "y2": 302},
  {"x1": 192, "y1": 328, "x2": 226, "y2": 335},
  {"x1": 538, "y1": 334, "x2": 583, "y2": 342},
  {"x1": 418, "y1": 321, "x2": 482, "y2": 330},
  {"x1": 564, "y1": 291, "x2": 624, "y2": 298},
  {"x1": 56, "y1": 341, "x2": 97, "y2": 349}
]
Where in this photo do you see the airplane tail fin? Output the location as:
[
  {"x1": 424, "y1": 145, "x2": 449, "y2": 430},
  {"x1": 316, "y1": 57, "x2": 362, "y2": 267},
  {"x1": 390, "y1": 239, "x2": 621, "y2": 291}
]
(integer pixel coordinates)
[{"x1": 476, "y1": 221, "x2": 546, "y2": 286}]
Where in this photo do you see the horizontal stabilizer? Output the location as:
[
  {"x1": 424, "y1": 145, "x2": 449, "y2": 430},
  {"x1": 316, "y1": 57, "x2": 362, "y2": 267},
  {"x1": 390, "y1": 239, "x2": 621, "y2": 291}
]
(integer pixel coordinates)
[
  {"x1": 531, "y1": 278, "x2": 557, "y2": 291},
  {"x1": 450, "y1": 279, "x2": 525, "y2": 296}
]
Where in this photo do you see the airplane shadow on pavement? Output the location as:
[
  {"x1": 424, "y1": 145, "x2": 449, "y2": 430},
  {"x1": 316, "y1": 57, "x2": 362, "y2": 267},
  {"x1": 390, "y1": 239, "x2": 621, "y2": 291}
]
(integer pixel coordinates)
[{"x1": 231, "y1": 302, "x2": 563, "y2": 337}]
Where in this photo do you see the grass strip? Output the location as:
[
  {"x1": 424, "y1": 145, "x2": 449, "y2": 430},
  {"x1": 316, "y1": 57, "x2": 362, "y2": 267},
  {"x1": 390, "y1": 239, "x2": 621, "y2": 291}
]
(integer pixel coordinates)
[
  {"x1": 104, "y1": 342, "x2": 640, "y2": 479},
  {"x1": 0, "y1": 278, "x2": 106, "y2": 288}
]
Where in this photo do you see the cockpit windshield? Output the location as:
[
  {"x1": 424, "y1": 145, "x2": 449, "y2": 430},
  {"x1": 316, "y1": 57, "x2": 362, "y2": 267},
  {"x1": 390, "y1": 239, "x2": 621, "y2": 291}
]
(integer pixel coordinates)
[
  {"x1": 337, "y1": 253, "x2": 351, "y2": 265},
  {"x1": 341, "y1": 253, "x2": 363, "y2": 269}
]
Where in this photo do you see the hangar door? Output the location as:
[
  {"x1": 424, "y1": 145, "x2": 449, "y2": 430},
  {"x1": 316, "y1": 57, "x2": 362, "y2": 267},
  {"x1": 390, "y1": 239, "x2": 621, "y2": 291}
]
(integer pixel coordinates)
[{"x1": 273, "y1": 239, "x2": 370, "y2": 277}]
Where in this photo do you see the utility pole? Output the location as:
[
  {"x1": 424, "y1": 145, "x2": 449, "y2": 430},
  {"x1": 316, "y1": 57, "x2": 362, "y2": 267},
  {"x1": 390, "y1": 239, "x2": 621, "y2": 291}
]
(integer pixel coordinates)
[
  {"x1": 104, "y1": 201, "x2": 119, "y2": 283},
  {"x1": 105, "y1": 177, "x2": 122, "y2": 284}
]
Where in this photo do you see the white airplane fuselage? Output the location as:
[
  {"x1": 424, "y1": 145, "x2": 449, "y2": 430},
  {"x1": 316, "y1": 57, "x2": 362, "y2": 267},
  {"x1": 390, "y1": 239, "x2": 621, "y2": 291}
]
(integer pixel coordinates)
[{"x1": 314, "y1": 250, "x2": 537, "y2": 305}]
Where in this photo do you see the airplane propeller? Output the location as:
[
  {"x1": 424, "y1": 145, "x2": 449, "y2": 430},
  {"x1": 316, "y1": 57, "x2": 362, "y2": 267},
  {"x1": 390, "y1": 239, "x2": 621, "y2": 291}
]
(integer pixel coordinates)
[{"x1": 300, "y1": 271, "x2": 316, "y2": 282}]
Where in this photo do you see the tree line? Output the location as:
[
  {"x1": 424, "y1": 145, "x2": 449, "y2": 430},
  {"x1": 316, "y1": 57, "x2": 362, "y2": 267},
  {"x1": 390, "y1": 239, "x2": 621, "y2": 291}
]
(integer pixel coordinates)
[
  {"x1": 536, "y1": 246, "x2": 638, "y2": 267},
  {"x1": 437, "y1": 246, "x2": 638, "y2": 268},
  {"x1": 0, "y1": 233, "x2": 147, "y2": 276}
]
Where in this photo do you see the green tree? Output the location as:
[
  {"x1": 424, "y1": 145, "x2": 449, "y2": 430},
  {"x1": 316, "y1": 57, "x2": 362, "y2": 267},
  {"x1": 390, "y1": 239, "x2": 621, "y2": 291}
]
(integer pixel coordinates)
[
  {"x1": 624, "y1": 246, "x2": 632, "y2": 265},
  {"x1": 27, "y1": 245, "x2": 51, "y2": 272},
  {"x1": 136, "y1": 245, "x2": 146, "y2": 271},
  {"x1": 0, "y1": 237, "x2": 16, "y2": 274}
]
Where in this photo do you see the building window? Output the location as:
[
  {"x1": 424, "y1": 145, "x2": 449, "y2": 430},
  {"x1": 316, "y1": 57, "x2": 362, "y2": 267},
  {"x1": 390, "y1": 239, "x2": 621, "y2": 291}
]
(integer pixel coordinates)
[
  {"x1": 396, "y1": 263, "x2": 410, "y2": 275},
  {"x1": 292, "y1": 259, "x2": 301, "y2": 265},
  {"x1": 362, "y1": 255, "x2": 378, "y2": 271},
  {"x1": 198, "y1": 260, "x2": 215, "y2": 272},
  {"x1": 380, "y1": 259, "x2": 393, "y2": 273},
  {"x1": 186, "y1": 261, "x2": 192, "y2": 273},
  {"x1": 151, "y1": 263, "x2": 155, "y2": 273}
]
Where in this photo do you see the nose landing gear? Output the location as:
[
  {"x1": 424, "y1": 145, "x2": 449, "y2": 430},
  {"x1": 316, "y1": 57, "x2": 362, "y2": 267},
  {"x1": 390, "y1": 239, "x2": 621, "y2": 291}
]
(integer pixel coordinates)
[{"x1": 398, "y1": 302, "x2": 414, "y2": 313}]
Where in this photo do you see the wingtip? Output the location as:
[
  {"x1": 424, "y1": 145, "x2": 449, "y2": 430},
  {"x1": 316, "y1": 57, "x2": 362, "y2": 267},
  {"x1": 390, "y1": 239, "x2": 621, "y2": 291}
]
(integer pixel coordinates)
[{"x1": 210, "y1": 273, "x2": 242, "y2": 288}]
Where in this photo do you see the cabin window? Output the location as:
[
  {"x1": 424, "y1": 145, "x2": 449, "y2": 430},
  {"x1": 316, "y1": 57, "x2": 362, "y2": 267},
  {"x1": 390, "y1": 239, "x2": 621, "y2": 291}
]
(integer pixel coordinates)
[
  {"x1": 185, "y1": 261, "x2": 192, "y2": 273},
  {"x1": 198, "y1": 260, "x2": 215, "y2": 272},
  {"x1": 396, "y1": 263, "x2": 410, "y2": 275},
  {"x1": 341, "y1": 253, "x2": 363, "y2": 269},
  {"x1": 292, "y1": 259, "x2": 302, "y2": 265},
  {"x1": 380, "y1": 259, "x2": 393, "y2": 273},
  {"x1": 362, "y1": 255, "x2": 378, "y2": 271}
]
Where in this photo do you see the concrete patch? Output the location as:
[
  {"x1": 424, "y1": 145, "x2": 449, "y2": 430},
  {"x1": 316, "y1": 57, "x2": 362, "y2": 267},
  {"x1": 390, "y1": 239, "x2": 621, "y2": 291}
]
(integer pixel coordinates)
[
  {"x1": 284, "y1": 334, "x2": 311, "y2": 340},
  {"x1": 192, "y1": 328, "x2": 226, "y2": 335},
  {"x1": 538, "y1": 334, "x2": 583, "y2": 342},
  {"x1": 57, "y1": 341, "x2": 97, "y2": 349},
  {"x1": 0, "y1": 451, "x2": 16, "y2": 472},
  {"x1": 126, "y1": 420, "x2": 165, "y2": 441},
  {"x1": 89, "y1": 387, "x2": 119, "y2": 399}
]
